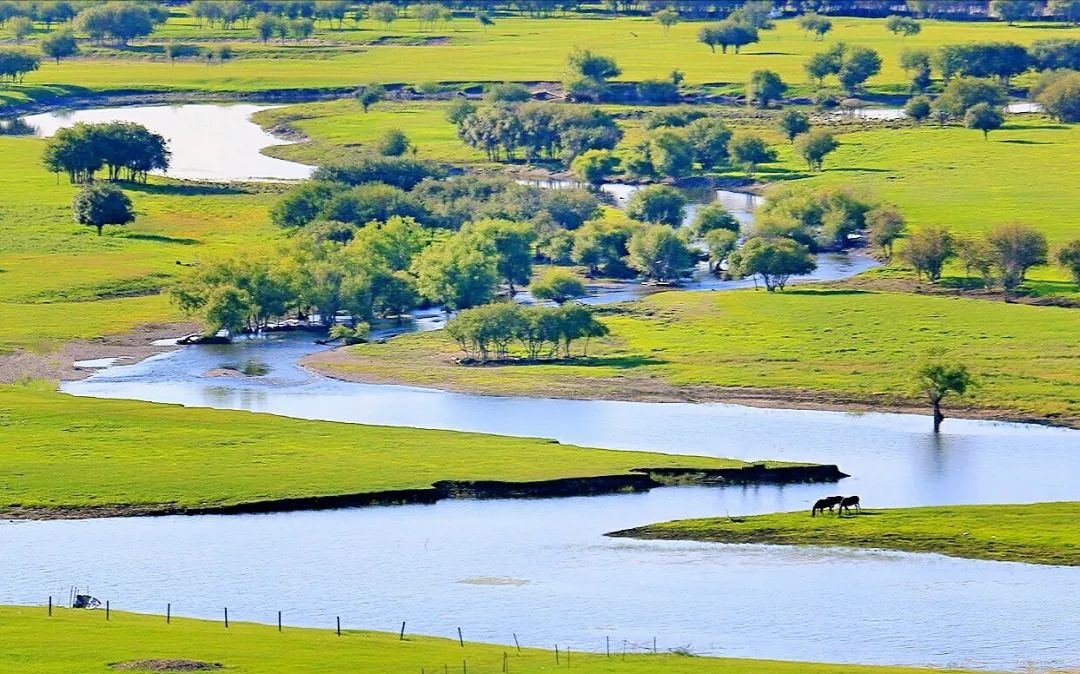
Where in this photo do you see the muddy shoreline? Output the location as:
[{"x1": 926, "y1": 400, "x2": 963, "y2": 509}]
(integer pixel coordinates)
[{"x1": 1, "y1": 463, "x2": 846, "y2": 521}]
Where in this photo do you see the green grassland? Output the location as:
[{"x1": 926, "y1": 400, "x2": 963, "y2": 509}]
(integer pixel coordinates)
[
  {"x1": 611, "y1": 502, "x2": 1080, "y2": 566},
  {"x1": 309, "y1": 288, "x2": 1080, "y2": 427},
  {"x1": 4, "y1": 15, "x2": 1080, "y2": 109},
  {"x1": 0, "y1": 136, "x2": 283, "y2": 352},
  {"x1": 0, "y1": 383, "x2": 761, "y2": 516},
  {"x1": 0, "y1": 605, "x2": 987, "y2": 674}
]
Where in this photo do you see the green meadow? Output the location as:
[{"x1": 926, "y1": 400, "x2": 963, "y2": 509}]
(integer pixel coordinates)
[
  {"x1": 309, "y1": 288, "x2": 1080, "y2": 427},
  {"x1": 0, "y1": 605, "x2": 986, "y2": 674},
  {"x1": 0, "y1": 383, "x2": 753, "y2": 516},
  {"x1": 612, "y1": 502, "x2": 1080, "y2": 566},
  {"x1": 4, "y1": 15, "x2": 1080, "y2": 109}
]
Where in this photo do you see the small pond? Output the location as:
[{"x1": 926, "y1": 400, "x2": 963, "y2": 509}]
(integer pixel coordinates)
[{"x1": 22, "y1": 103, "x2": 313, "y2": 182}]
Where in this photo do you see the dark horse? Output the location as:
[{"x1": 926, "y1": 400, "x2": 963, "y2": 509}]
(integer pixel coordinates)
[
  {"x1": 811, "y1": 496, "x2": 843, "y2": 516},
  {"x1": 838, "y1": 495, "x2": 861, "y2": 515}
]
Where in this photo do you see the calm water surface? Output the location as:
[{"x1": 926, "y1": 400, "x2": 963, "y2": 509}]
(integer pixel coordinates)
[
  {"x1": 22, "y1": 103, "x2": 312, "y2": 182},
  {"x1": 22, "y1": 334, "x2": 1078, "y2": 671}
]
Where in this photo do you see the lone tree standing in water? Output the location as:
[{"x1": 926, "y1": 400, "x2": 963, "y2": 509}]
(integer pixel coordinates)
[{"x1": 915, "y1": 352, "x2": 975, "y2": 433}]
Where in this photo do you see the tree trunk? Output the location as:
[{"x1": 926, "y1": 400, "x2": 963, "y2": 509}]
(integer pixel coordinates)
[
  {"x1": 932, "y1": 399, "x2": 944, "y2": 433},
  {"x1": 96, "y1": 225, "x2": 103, "y2": 236}
]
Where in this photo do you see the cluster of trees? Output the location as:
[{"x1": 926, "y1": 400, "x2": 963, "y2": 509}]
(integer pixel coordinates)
[
  {"x1": 75, "y1": 2, "x2": 166, "y2": 46},
  {"x1": 42, "y1": 121, "x2": 170, "y2": 183},
  {"x1": 453, "y1": 98, "x2": 622, "y2": 164},
  {"x1": 895, "y1": 39, "x2": 1080, "y2": 94},
  {"x1": 805, "y1": 43, "x2": 883, "y2": 93},
  {"x1": 695, "y1": 2, "x2": 777, "y2": 55},
  {"x1": 755, "y1": 184, "x2": 890, "y2": 252},
  {"x1": 446, "y1": 302, "x2": 607, "y2": 362},
  {"x1": 0, "y1": 48, "x2": 39, "y2": 83},
  {"x1": 901, "y1": 222, "x2": 1071, "y2": 296},
  {"x1": 1031, "y1": 69, "x2": 1080, "y2": 122},
  {"x1": 190, "y1": 1, "x2": 353, "y2": 30}
]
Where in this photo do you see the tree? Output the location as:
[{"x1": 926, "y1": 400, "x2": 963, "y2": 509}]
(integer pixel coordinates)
[
  {"x1": 375, "y1": 128, "x2": 412, "y2": 156},
  {"x1": 933, "y1": 77, "x2": 1007, "y2": 119},
  {"x1": 904, "y1": 95, "x2": 932, "y2": 123},
  {"x1": 777, "y1": 109, "x2": 810, "y2": 142},
  {"x1": 794, "y1": 129, "x2": 838, "y2": 171},
  {"x1": 9, "y1": 15, "x2": 32, "y2": 42},
  {"x1": 567, "y1": 48, "x2": 620, "y2": 81},
  {"x1": 486, "y1": 82, "x2": 531, "y2": 104},
  {"x1": 572, "y1": 219, "x2": 639, "y2": 277},
  {"x1": 986, "y1": 223, "x2": 1048, "y2": 293},
  {"x1": 72, "y1": 182, "x2": 135, "y2": 236},
  {"x1": 1028, "y1": 38, "x2": 1080, "y2": 71},
  {"x1": 1034, "y1": 70, "x2": 1080, "y2": 123},
  {"x1": 915, "y1": 352, "x2": 974, "y2": 433},
  {"x1": 40, "y1": 29, "x2": 78, "y2": 63},
  {"x1": 838, "y1": 46, "x2": 882, "y2": 93},
  {"x1": 653, "y1": 7, "x2": 678, "y2": 34},
  {"x1": 252, "y1": 13, "x2": 278, "y2": 43},
  {"x1": 466, "y1": 219, "x2": 537, "y2": 293},
  {"x1": 368, "y1": 2, "x2": 397, "y2": 27},
  {"x1": 289, "y1": 18, "x2": 314, "y2": 43},
  {"x1": 203, "y1": 286, "x2": 253, "y2": 336},
  {"x1": 955, "y1": 236, "x2": 996, "y2": 286},
  {"x1": 415, "y1": 238, "x2": 499, "y2": 310},
  {"x1": 804, "y1": 48, "x2": 842, "y2": 85},
  {"x1": 729, "y1": 132, "x2": 776, "y2": 178},
  {"x1": 685, "y1": 118, "x2": 732, "y2": 168},
  {"x1": 1056, "y1": 240, "x2": 1080, "y2": 284},
  {"x1": 899, "y1": 47, "x2": 932, "y2": 92},
  {"x1": 865, "y1": 205, "x2": 905, "y2": 258},
  {"x1": 936, "y1": 42, "x2": 1030, "y2": 84},
  {"x1": 445, "y1": 98, "x2": 477, "y2": 125},
  {"x1": 356, "y1": 84, "x2": 386, "y2": 113},
  {"x1": 626, "y1": 185, "x2": 687, "y2": 226},
  {"x1": 748, "y1": 69, "x2": 786, "y2": 108},
  {"x1": 323, "y1": 183, "x2": 430, "y2": 227},
  {"x1": 691, "y1": 202, "x2": 739, "y2": 238},
  {"x1": 650, "y1": 130, "x2": 694, "y2": 179},
  {"x1": 797, "y1": 13, "x2": 831, "y2": 40},
  {"x1": 531, "y1": 269, "x2": 587, "y2": 304},
  {"x1": 730, "y1": 237, "x2": 816, "y2": 291},
  {"x1": 697, "y1": 19, "x2": 758, "y2": 54},
  {"x1": 627, "y1": 225, "x2": 695, "y2": 283},
  {"x1": 903, "y1": 226, "x2": 954, "y2": 282},
  {"x1": 704, "y1": 228, "x2": 738, "y2": 274},
  {"x1": 964, "y1": 102, "x2": 1003, "y2": 139},
  {"x1": 886, "y1": 15, "x2": 921, "y2": 36},
  {"x1": 476, "y1": 10, "x2": 494, "y2": 32},
  {"x1": 1050, "y1": 0, "x2": 1080, "y2": 23},
  {"x1": 0, "y1": 48, "x2": 40, "y2": 83},
  {"x1": 991, "y1": 0, "x2": 1037, "y2": 24},
  {"x1": 571, "y1": 149, "x2": 618, "y2": 186}
]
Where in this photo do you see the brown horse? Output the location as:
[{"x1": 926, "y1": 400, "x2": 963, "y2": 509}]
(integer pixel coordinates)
[
  {"x1": 811, "y1": 496, "x2": 843, "y2": 517},
  {"x1": 838, "y1": 495, "x2": 861, "y2": 515}
]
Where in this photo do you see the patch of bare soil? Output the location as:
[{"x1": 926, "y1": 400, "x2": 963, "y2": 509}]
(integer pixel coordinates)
[
  {"x1": 110, "y1": 660, "x2": 222, "y2": 672},
  {"x1": 0, "y1": 322, "x2": 198, "y2": 384}
]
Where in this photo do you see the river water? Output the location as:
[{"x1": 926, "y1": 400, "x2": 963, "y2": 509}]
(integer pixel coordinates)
[{"x1": 5, "y1": 104, "x2": 1077, "y2": 671}]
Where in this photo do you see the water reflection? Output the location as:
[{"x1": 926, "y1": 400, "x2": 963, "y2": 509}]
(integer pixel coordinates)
[{"x1": 22, "y1": 104, "x2": 313, "y2": 182}]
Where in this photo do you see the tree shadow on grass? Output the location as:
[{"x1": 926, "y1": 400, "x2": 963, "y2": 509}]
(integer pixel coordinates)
[
  {"x1": 551, "y1": 355, "x2": 667, "y2": 369},
  {"x1": 1005, "y1": 123, "x2": 1067, "y2": 131},
  {"x1": 999, "y1": 139, "x2": 1053, "y2": 145},
  {"x1": 116, "y1": 232, "x2": 199, "y2": 245},
  {"x1": 124, "y1": 182, "x2": 249, "y2": 197}
]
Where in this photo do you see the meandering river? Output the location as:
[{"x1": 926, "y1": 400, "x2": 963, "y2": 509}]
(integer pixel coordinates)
[{"x1": 4, "y1": 103, "x2": 1077, "y2": 671}]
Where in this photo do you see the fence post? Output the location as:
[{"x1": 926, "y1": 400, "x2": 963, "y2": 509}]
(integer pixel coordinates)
[
  {"x1": 567, "y1": 647, "x2": 571, "y2": 668},
  {"x1": 166, "y1": 603, "x2": 171, "y2": 624},
  {"x1": 278, "y1": 611, "x2": 282, "y2": 632},
  {"x1": 458, "y1": 627, "x2": 464, "y2": 647},
  {"x1": 106, "y1": 601, "x2": 110, "y2": 621},
  {"x1": 513, "y1": 633, "x2": 520, "y2": 654},
  {"x1": 336, "y1": 616, "x2": 341, "y2": 636},
  {"x1": 555, "y1": 645, "x2": 559, "y2": 665},
  {"x1": 48, "y1": 597, "x2": 52, "y2": 616},
  {"x1": 606, "y1": 636, "x2": 610, "y2": 657},
  {"x1": 400, "y1": 621, "x2": 406, "y2": 640},
  {"x1": 653, "y1": 637, "x2": 657, "y2": 654},
  {"x1": 224, "y1": 607, "x2": 228, "y2": 629},
  {"x1": 502, "y1": 652, "x2": 508, "y2": 673}
]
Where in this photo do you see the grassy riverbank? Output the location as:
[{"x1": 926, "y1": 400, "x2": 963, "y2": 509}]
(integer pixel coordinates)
[
  {"x1": 306, "y1": 288, "x2": 1080, "y2": 428},
  {"x1": 4, "y1": 16, "x2": 1080, "y2": 110},
  {"x1": 0, "y1": 605, "x2": 987, "y2": 674},
  {"x1": 0, "y1": 384, "x2": 799, "y2": 519},
  {"x1": 609, "y1": 502, "x2": 1080, "y2": 566}
]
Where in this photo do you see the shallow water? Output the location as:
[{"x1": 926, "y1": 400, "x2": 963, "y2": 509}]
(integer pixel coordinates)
[
  {"x1": 22, "y1": 103, "x2": 312, "y2": 182},
  {"x1": 836, "y1": 101, "x2": 1042, "y2": 121}
]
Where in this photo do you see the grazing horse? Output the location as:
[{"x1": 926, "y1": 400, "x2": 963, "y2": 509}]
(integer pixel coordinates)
[
  {"x1": 811, "y1": 496, "x2": 843, "y2": 517},
  {"x1": 838, "y1": 495, "x2": 861, "y2": 515}
]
